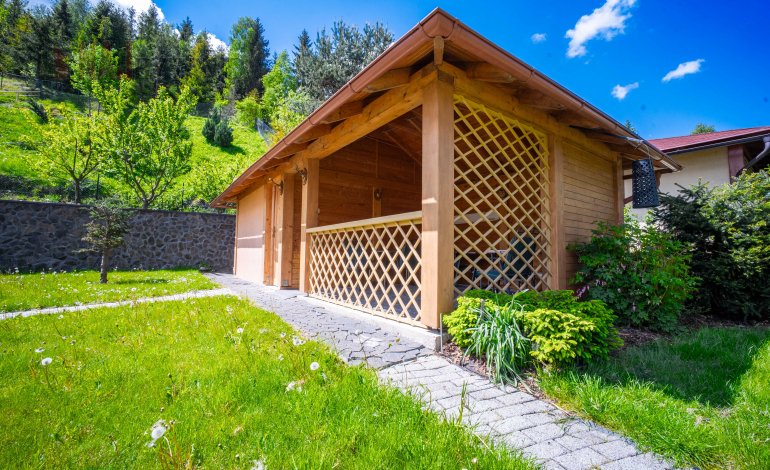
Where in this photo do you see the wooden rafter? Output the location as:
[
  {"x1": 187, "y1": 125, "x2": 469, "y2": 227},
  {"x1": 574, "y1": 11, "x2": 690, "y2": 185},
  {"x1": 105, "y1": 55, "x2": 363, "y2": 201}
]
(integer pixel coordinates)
[
  {"x1": 433, "y1": 36, "x2": 444, "y2": 66},
  {"x1": 364, "y1": 67, "x2": 412, "y2": 93},
  {"x1": 321, "y1": 101, "x2": 364, "y2": 124},
  {"x1": 466, "y1": 62, "x2": 517, "y2": 83},
  {"x1": 516, "y1": 89, "x2": 568, "y2": 111},
  {"x1": 293, "y1": 124, "x2": 331, "y2": 144},
  {"x1": 382, "y1": 127, "x2": 422, "y2": 165}
]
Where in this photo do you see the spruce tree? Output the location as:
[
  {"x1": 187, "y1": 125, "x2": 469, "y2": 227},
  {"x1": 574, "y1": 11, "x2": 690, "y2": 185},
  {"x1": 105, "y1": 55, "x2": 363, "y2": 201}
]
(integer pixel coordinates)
[{"x1": 226, "y1": 16, "x2": 270, "y2": 97}]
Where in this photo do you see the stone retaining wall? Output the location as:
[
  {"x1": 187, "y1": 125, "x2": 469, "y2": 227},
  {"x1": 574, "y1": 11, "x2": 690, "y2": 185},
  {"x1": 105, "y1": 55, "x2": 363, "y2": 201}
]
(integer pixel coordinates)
[{"x1": 0, "y1": 200, "x2": 235, "y2": 273}]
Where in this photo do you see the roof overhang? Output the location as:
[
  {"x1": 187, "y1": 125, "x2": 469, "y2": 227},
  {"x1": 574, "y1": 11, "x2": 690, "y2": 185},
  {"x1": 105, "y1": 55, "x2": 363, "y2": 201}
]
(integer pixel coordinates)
[
  {"x1": 212, "y1": 8, "x2": 681, "y2": 207},
  {"x1": 661, "y1": 132, "x2": 770, "y2": 155}
]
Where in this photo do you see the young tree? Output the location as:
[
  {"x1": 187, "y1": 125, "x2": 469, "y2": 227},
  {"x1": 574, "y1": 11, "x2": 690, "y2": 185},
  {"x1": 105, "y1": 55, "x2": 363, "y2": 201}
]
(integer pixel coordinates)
[
  {"x1": 67, "y1": 41, "x2": 117, "y2": 114},
  {"x1": 23, "y1": 109, "x2": 102, "y2": 203},
  {"x1": 691, "y1": 123, "x2": 715, "y2": 135},
  {"x1": 98, "y1": 78, "x2": 198, "y2": 209},
  {"x1": 258, "y1": 50, "x2": 297, "y2": 122},
  {"x1": 81, "y1": 202, "x2": 131, "y2": 283},
  {"x1": 624, "y1": 119, "x2": 637, "y2": 133},
  {"x1": 226, "y1": 16, "x2": 270, "y2": 97}
]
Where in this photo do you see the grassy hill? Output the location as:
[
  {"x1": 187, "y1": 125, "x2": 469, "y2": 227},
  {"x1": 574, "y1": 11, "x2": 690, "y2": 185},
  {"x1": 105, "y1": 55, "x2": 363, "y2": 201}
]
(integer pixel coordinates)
[{"x1": 0, "y1": 99, "x2": 267, "y2": 210}]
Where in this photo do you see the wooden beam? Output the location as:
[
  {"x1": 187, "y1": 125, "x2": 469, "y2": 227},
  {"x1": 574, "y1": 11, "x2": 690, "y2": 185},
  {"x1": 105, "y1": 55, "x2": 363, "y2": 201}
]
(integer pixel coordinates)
[
  {"x1": 293, "y1": 124, "x2": 331, "y2": 144},
  {"x1": 517, "y1": 89, "x2": 568, "y2": 111},
  {"x1": 433, "y1": 36, "x2": 444, "y2": 66},
  {"x1": 288, "y1": 64, "x2": 442, "y2": 166},
  {"x1": 466, "y1": 62, "x2": 517, "y2": 83},
  {"x1": 547, "y1": 134, "x2": 566, "y2": 290},
  {"x1": 382, "y1": 127, "x2": 422, "y2": 165},
  {"x1": 299, "y1": 159, "x2": 319, "y2": 293},
  {"x1": 275, "y1": 142, "x2": 308, "y2": 159},
  {"x1": 263, "y1": 185, "x2": 274, "y2": 284},
  {"x1": 364, "y1": 67, "x2": 412, "y2": 93},
  {"x1": 553, "y1": 110, "x2": 602, "y2": 129},
  {"x1": 728, "y1": 144, "x2": 745, "y2": 183},
  {"x1": 274, "y1": 172, "x2": 295, "y2": 289},
  {"x1": 372, "y1": 187, "x2": 382, "y2": 217},
  {"x1": 421, "y1": 76, "x2": 455, "y2": 330},
  {"x1": 320, "y1": 101, "x2": 364, "y2": 124}
]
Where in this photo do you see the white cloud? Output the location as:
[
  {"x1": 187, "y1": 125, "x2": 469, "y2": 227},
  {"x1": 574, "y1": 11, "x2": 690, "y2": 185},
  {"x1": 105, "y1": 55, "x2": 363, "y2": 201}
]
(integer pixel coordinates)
[
  {"x1": 565, "y1": 0, "x2": 636, "y2": 58},
  {"x1": 662, "y1": 59, "x2": 704, "y2": 82},
  {"x1": 611, "y1": 82, "x2": 639, "y2": 100},
  {"x1": 531, "y1": 33, "x2": 547, "y2": 44},
  {"x1": 207, "y1": 33, "x2": 229, "y2": 52},
  {"x1": 112, "y1": 0, "x2": 164, "y2": 21}
]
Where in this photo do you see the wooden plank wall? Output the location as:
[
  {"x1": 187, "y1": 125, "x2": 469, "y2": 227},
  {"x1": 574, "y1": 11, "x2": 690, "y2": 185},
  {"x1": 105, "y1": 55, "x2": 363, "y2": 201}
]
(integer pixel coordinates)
[
  {"x1": 318, "y1": 138, "x2": 421, "y2": 226},
  {"x1": 234, "y1": 185, "x2": 266, "y2": 284},
  {"x1": 562, "y1": 143, "x2": 617, "y2": 284}
]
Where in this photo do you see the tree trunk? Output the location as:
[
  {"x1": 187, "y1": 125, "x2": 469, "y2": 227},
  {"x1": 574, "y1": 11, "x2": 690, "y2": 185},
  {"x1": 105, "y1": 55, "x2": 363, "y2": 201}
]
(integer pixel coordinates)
[
  {"x1": 73, "y1": 179, "x2": 81, "y2": 204},
  {"x1": 142, "y1": 199, "x2": 149, "y2": 210},
  {"x1": 100, "y1": 248, "x2": 110, "y2": 284}
]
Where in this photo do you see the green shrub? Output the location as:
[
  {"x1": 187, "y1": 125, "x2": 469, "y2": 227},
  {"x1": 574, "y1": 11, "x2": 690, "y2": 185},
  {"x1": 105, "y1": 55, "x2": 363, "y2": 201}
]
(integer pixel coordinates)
[
  {"x1": 569, "y1": 210, "x2": 698, "y2": 332},
  {"x1": 515, "y1": 290, "x2": 579, "y2": 313},
  {"x1": 522, "y1": 301, "x2": 621, "y2": 364},
  {"x1": 464, "y1": 300, "x2": 531, "y2": 385},
  {"x1": 654, "y1": 172, "x2": 770, "y2": 321},
  {"x1": 202, "y1": 106, "x2": 221, "y2": 142},
  {"x1": 444, "y1": 291, "x2": 512, "y2": 347},
  {"x1": 213, "y1": 119, "x2": 234, "y2": 147}
]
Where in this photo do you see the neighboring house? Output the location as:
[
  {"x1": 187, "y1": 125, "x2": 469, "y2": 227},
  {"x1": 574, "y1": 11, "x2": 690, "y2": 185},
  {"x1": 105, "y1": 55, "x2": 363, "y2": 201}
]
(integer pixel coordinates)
[
  {"x1": 625, "y1": 126, "x2": 770, "y2": 219},
  {"x1": 212, "y1": 8, "x2": 681, "y2": 331}
]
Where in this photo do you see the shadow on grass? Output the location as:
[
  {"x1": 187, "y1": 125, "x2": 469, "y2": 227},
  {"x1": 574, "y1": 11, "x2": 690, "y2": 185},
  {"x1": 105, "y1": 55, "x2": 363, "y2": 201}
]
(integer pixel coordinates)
[
  {"x1": 573, "y1": 326, "x2": 770, "y2": 407},
  {"x1": 109, "y1": 278, "x2": 172, "y2": 285}
]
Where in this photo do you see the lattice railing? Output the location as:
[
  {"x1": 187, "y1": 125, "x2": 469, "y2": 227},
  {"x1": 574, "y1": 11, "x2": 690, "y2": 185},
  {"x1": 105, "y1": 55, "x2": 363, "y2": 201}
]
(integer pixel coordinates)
[
  {"x1": 453, "y1": 95, "x2": 552, "y2": 296},
  {"x1": 308, "y1": 211, "x2": 423, "y2": 326}
]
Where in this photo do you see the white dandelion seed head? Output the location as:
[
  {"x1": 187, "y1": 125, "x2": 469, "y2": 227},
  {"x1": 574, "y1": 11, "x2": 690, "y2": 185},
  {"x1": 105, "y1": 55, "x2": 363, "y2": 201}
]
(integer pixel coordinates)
[
  {"x1": 310, "y1": 362, "x2": 320, "y2": 371},
  {"x1": 251, "y1": 459, "x2": 266, "y2": 470},
  {"x1": 285, "y1": 381, "x2": 296, "y2": 392},
  {"x1": 58, "y1": 315, "x2": 64, "y2": 319},
  {"x1": 41, "y1": 357, "x2": 53, "y2": 366},
  {"x1": 278, "y1": 354, "x2": 284, "y2": 361},
  {"x1": 150, "y1": 423, "x2": 166, "y2": 440},
  {"x1": 292, "y1": 337, "x2": 305, "y2": 346},
  {"x1": 35, "y1": 348, "x2": 45, "y2": 353},
  {"x1": 259, "y1": 328, "x2": 267, "y2": 334},
  {"x1": 237, "y1": 328, "x2": 244, "y2": 334},
  {"x1": 279, "y1": 333, "x2": 286, "y2": 338}
]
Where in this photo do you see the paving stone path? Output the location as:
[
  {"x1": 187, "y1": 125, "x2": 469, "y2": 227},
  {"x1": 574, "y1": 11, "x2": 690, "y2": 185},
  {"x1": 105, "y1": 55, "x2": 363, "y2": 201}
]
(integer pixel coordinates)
[
  {"x1": 208, "y1": 273, "x2": 674, "y2": 470},
  {"x1": 0, "y1": 288, "x2": 236, "y2": 321}
]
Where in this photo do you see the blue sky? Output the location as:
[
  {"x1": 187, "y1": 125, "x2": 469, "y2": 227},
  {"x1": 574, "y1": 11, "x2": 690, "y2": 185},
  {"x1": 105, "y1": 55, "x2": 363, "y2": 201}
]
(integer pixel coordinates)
[{"x1": 40, "y1": 0, "x2": 770, "y2": 139}]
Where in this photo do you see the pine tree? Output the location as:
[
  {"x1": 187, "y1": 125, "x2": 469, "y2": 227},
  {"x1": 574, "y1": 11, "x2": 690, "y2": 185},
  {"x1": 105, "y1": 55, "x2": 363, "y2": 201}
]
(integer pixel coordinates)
[{"x1": 178, "y1": 16, "x2": 193, "y2": 43}]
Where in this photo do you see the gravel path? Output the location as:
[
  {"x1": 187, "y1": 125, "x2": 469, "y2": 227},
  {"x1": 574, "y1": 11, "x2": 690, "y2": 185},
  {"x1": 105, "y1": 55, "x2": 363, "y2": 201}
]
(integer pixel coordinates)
[{"x1": 207, "y1": 273, "x2": 676, "y2": 470}]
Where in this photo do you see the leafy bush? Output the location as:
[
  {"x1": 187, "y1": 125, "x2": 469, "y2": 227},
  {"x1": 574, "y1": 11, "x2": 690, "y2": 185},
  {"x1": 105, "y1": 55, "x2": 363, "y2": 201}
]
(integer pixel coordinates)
[
  {"x1": 213, "y1": 118, "x2": 234, "y2": 147},
  {"x1": 202, "y1": 106, "x2": 221, "y2": 142},
  {"x1": 235, "y1": 94, "x2": 261, "y2": 128},
  {"x1": 521, "y1": 301, "x2": 621, "y2": 364},
  {"x1": 444, "y1": 291, "x2": 512, "y2": 347},
  {"x1": 653, "y1": 173, "x2": 770, "y2": 321},
  {"x1": 463, "y1": 300, "x2": 531, "y2": 385},
  {"x1": 569, "y1": 211, "x2": 698, "y2": 332}
]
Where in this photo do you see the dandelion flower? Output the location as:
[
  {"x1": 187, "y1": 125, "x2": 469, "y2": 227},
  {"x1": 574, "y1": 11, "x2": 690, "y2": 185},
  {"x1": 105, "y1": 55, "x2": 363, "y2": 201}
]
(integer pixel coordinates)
[
  {"x1": 131, "y1": 288, "x2": 137, "y2": 292},
  {"x1": 286, "y1": 381, "x2": 296, "y2": 392},
  {"x1": 58, "y1": 315, "x2": 64, "y2": 319},
  {"x1": 292, "y1": 337, "x2": 305, "y2": 346},
  {"x1": 251, "y1": 460, "x2": 266, "y2": 470},
  {"x1": 237, "y1": 328, "x2": 244, "y2": 334},
  {"x1": 41, "y1": 357, "x2": 53, "y2": 366},
  {"x1": 35, "y1": 348, "x2": 45, "y2": 353},
  {"x1": 259, "y1": 329, "x2": 267, "y2": 334},
  {"x1": 279, "y1": 333, "x2": 286, "y2": 338},
  {"x1": 310, "y1": 362, "x2": 320, "y2": 371}
]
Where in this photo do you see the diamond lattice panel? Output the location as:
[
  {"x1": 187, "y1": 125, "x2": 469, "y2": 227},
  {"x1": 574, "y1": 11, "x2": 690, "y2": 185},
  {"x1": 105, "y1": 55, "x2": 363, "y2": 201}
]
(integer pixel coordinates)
[
  {"x1": 308, "y1": 214, "x2": 423, "y2": 326},
  {"x1": 453, "y1": 95, "x2": 552, "y2": 297}
]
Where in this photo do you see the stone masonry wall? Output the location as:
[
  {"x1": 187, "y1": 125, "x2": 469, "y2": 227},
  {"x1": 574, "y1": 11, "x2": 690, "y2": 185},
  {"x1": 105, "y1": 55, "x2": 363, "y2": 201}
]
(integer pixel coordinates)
[{"x1": 0, "y1": 200, "x2": 235, "y2": 273}]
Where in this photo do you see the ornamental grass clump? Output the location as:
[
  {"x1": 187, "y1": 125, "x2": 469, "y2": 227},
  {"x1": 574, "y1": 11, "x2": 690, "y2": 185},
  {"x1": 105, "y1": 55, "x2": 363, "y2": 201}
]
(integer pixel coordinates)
[{"x1": 463, "y1": 299, "x2": 531, "y2": 385}]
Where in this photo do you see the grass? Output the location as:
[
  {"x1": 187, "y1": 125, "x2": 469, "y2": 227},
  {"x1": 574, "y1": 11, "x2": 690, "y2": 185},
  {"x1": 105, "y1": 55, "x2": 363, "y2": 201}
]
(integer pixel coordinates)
[
  {"x1": 0, "y1": 295, "x2": 534, "y2": 469},
  {"x1": 539, "y1": 326, "x2": 770, "y2": 470},
  {"x1": 0, "y1": 269, "x2": 217, "y2": 313}
]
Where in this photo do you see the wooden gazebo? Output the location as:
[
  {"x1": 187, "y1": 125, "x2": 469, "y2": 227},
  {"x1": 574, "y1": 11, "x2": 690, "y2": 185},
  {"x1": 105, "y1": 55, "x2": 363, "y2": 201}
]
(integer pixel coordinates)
[{"x1": 212, "y1": 8, "x2": 681, "y2": 330}]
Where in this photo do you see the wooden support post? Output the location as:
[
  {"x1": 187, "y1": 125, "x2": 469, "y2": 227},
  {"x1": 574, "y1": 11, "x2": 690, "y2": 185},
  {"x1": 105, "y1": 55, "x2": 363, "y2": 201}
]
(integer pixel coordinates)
[
  {"x1": 263, "y1": 186, "x2": 274, "y2": 284},
  {"x1": 547, "y1": 135, "x2": 566, "y2": 290},
  {"x1": 613, "y1": 155, "x2": 624, "y2": 225},
  {"x1": 299, "y1": 159, "x2": 319, "y2": 293},
  {"x1": 274, "y1": 173, "x2": 295, "y2": 289},
  {"x1": 421, "y1": 78, "x2": 455, "y2": 329}
]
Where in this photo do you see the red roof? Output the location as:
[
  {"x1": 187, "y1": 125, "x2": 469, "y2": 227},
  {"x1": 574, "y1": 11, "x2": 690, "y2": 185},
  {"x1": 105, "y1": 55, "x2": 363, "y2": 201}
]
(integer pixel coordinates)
[{"x1": 649, "y1": 126, "x2": 770, "y2": 153}]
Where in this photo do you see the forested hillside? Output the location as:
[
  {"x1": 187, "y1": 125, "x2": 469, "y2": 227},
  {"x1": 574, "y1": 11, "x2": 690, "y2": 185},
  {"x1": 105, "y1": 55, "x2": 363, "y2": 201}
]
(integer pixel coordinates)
[{"x1": 0, "y1": 0, "x2": 393, "y2": 211}]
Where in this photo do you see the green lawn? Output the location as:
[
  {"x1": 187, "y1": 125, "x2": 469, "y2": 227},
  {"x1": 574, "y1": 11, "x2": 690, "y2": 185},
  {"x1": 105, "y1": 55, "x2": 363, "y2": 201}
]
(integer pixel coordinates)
[
  {"x1": 0, "y1": 269, "x2": 217, "y2": 312},
  {"x1": 0, "y1": 296, "x2": 534, "y2": 469},
  {"x1": 539, "y1": 326, "x2": 770, "y2": 470}
]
